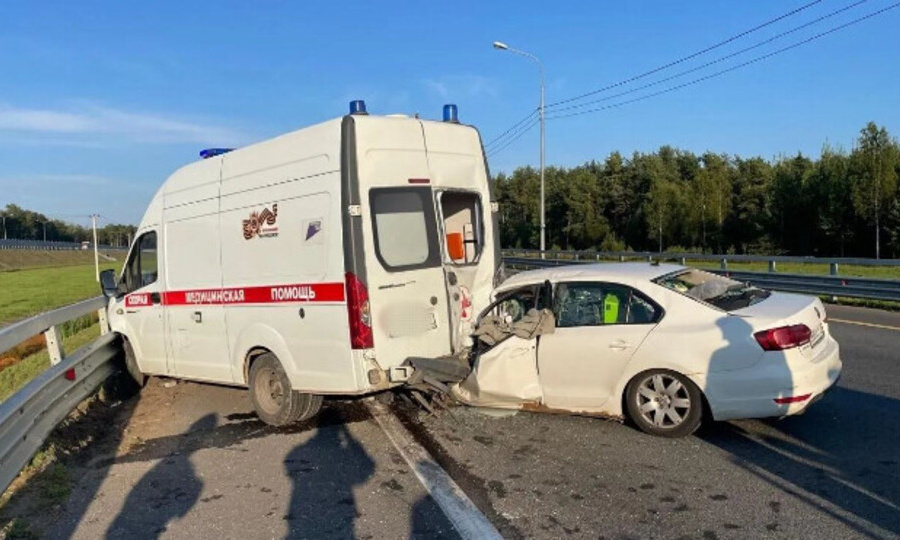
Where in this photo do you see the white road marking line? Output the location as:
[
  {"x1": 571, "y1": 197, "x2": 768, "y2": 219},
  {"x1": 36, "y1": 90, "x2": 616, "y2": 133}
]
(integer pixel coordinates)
[
  {"x1": 365, "y1": 400, "x2": 502, "y2": 540},
  {"x1": 830, "y1": 318, "x2": 900, "y2": 332}
]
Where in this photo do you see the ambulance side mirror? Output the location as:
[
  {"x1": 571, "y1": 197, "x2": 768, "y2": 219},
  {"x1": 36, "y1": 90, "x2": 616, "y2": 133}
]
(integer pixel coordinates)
[{"x1": 99, "y1": 269, "x2": 118, "y2": 298}]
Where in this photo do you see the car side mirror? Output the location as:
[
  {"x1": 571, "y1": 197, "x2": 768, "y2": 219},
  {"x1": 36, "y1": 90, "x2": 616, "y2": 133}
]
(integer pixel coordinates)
[{"x1": 100, "y1": 269, "x2": 119, "y2": 298}]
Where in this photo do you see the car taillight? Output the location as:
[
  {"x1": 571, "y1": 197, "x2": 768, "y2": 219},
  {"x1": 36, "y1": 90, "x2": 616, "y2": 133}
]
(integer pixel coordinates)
[
  {"x1": 754, "y1": 324, "x2": 811, "y2": 351},
  {"x1": 346, "y1": 272, "x2": 373, "y2": 349}
]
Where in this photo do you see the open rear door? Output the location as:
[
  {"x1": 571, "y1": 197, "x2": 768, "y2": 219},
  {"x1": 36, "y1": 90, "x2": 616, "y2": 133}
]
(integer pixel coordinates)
[{"x1": 364, "y1": 186, "x2": 454, "y2": 368}]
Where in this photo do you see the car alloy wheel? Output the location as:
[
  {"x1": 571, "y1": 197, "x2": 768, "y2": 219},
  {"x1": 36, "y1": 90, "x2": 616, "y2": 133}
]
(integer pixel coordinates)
[
  {"x1": 636, "y1": 373, "x2": 691, "y2": 428},
  {"x1": 626, "y1": 369, "x2": 703, "y2": 438}
]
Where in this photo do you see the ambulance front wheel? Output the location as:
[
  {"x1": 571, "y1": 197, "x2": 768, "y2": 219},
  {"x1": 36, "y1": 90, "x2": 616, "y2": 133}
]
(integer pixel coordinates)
[
  {"x1": 249, "y1": 352, "x2": 322, "y2": 426},
  {"x1": 122, "y1": 338, "x2": 147, "y2": 388}
]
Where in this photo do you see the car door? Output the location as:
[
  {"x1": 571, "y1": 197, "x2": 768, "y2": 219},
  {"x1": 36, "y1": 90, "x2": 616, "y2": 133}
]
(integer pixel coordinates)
[
  {"x1": 119, "y1": 230, "x2": 169, "y2": 375},
  {"x1": 538, "y1": 281, "x2": 662, "y2": 411},
  {"x1": 455, "y1": 285, "x2": 546, "y2": 406}
]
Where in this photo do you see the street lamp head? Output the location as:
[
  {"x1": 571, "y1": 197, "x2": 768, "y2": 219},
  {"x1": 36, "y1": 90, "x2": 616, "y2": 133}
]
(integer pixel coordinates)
[{"x1": 492, "y1": 41, "x2": 509, "y2": 50}]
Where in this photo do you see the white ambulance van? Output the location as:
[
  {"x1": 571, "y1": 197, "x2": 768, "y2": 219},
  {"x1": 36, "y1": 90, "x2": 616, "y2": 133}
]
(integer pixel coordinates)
[{"x1": 100, "y1": 101, "x2": 500, "y2": 425}]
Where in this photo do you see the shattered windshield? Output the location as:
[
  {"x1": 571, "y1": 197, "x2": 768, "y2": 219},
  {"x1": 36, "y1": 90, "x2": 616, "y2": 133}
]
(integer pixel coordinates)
[{"x1": 654, "y1": 268, "x2": 770, "y2": 311}]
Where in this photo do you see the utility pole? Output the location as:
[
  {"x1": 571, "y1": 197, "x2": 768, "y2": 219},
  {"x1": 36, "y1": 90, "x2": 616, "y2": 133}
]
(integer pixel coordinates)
[
  {"x1": 91, "y1": 214, "x2": 100, "y2": 282},
  {"x1": 41, "y1": 221, "x2": 47, "y2": 242},
  {"x1": 1, "y1": 215, "x2": 6, "y2": 240}
]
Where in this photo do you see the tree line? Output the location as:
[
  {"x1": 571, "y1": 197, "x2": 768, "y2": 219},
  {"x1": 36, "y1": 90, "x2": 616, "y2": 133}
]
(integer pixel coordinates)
[
  {"x1": 0, "y1": 204, "x2": 136, "y2": 247},
  {"x1": 492, "y1": 122, "x2": 900, "y2": 259}
]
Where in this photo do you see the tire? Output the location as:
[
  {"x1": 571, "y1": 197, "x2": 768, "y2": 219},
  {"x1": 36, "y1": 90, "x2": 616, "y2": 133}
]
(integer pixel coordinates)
[
  {"x1": 122, "y1": 339, "x2": 147, "y2": 388},
  {"x1": 625, "y1": 369, "x2": 703, "y2": 438},
  {"x1": 249, "y1": 353, "x2": 320, "y2": 426}
]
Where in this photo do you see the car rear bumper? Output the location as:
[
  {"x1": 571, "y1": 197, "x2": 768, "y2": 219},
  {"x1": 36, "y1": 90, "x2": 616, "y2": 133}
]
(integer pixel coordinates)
[{"x1": 699, "y1": 336, "x2": 842, "y2": 422}]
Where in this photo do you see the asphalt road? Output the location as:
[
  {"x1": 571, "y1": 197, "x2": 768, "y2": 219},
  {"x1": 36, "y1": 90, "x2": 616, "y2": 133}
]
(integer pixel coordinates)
[
  {"x1": 19, "y1": 303, "x2": 900, "y2": 539},
  {"x1": 404, "y1": 303, "x2": 900, "y2": 539},
  {"x1": 44, "y1": 382, "x2": 458, "y2": 539}
]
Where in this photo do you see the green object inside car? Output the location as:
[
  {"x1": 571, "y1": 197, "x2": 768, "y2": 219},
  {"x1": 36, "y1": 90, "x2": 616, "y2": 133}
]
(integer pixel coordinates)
[{"x1": 603, "y1": 293, "x2": 620, "y2": 324}]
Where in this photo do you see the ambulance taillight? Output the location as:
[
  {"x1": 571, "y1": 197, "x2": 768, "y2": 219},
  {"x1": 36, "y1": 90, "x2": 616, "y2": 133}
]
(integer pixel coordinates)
[{"x1": 345, "y1": 272, "x2": 373, "y2": 349}]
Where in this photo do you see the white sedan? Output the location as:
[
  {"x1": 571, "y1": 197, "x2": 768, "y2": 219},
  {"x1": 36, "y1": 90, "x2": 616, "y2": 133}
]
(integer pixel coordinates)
[{"x1": 451, "y1": 262, "x2": 842, "y2": 437}]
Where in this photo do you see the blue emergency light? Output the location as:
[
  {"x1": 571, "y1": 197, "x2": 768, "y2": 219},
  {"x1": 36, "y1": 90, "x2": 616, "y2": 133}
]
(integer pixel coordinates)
[
  {"x1": 349, "y1": 100, "x2": 368, "y2": 115},
  {"x1": 199, "y1": 148, "x2": 234, "y2": 159},
  {"x1": 443, "y1": 104, "x2": 459, "y2": 123}
]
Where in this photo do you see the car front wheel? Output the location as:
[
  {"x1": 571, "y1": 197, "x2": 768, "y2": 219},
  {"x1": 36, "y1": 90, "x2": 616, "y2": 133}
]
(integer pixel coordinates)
[{"x1": 625, "y1": 370, "x2": 703, "y2": 438}]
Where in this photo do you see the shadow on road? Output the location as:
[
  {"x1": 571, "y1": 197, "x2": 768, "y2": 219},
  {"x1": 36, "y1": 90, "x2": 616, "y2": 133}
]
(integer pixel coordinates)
[
  {"x1": 701, "y1": 387, "x2": 900, "y2": 536},
  {"x1": 282, "y1": 407, "x2": 375, "y2": 538},
  {"x1": 105, "y1": 414, "x2": 215, "y2": 539}
]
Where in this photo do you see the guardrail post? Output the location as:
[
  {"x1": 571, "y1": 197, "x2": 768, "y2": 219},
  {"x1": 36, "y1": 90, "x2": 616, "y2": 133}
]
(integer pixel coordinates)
[
  {"x1": 830, "y1": 262, "x2": 839, "y2": 276},
  {"x1": 720, "y1": 258, "x2": 728, "y2": 271},
  {"x1": 97, "y1": 307, "x2": 110, "y2": 336},
  {"x1": 769, "y1": 260, "x2": 777, "y2": 273},
  {"x1": 596, "y1": 254, "x2": 601, "y2": 261},
  {"x1": 619, "y1": 255, "x2": 625, "y2": 262},
  {"x1": 679, "y1": 257, "x2": 687, "y2": 266},
  {"x1": 574, "y1": 253, "x2": 580, "y2": 261},
  {"x1": 44, "y1": 325, "x2": 65, "y2": 365}
]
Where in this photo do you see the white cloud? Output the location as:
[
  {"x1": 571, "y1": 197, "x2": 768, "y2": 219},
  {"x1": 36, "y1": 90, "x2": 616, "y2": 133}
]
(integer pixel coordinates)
[
  {"x1": 422, "y1": 75, "x2": 499, "y2": 100},
  {"x1": 0, "y1": 103, "x2": 245, "y2": 146}
]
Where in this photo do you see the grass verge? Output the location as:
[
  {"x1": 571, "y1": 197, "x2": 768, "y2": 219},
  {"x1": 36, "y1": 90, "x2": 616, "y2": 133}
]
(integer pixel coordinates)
[
  {"x1": 0, "y1": 323, "x2": 101, "y2": 403},
  {"x1": 0, "y1": 263, "x2": 116, "y2": 326}
]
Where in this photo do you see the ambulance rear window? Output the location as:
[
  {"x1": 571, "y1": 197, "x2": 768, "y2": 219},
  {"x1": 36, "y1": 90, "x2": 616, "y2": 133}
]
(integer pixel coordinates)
[{"x1": 370, "y1": 187, "x2": 441, "y2": 272}]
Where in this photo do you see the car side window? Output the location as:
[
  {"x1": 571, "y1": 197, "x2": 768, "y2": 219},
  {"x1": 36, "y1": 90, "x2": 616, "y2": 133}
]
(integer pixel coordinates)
[
  {"x1": 496, "y1": 287, "x2": 538, "y2": 323},
  {"x1": 554, "y1": 282, "x2": 661, "y2": 328}
]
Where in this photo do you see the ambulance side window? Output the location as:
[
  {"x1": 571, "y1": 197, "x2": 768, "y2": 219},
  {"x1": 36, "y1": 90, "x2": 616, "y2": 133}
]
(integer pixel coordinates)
[
  {"x1": 439, "y1": 191, "x2": 483, "y2": 265},
  {"x1": 123, "y1": 231, "x2": 158, "y2": 292}
]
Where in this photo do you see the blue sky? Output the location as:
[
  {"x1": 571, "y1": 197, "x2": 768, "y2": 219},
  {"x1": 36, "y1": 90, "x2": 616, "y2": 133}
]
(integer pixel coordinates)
[{"x1": 1, "y1": 1, "x2": 898, "y2": 226}]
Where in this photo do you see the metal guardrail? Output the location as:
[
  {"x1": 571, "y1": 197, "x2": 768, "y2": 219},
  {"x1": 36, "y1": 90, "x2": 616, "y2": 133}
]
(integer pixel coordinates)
[
  {"x1": 0, "y1": 239, "x2": 127, "y2": 251},
  {"x1": 503, "y1": 256, "x2": 900, "y2": 302},
  {"x1": 0, "y1": 297, "x2": 119, "y2": 495},
  {"x1": 503, "y1": 248, "x2": 900, "y2": 274}
]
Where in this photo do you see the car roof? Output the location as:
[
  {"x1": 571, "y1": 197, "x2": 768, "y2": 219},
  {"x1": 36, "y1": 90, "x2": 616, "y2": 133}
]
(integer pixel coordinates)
[{"x1": 496, "y1": 262, "x2": 685, "y2": 293}]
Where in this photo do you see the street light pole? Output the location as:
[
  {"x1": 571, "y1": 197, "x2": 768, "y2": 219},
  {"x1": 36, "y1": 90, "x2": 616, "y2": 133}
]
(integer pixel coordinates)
[
  {"x1": 91, "y1": 214, "x2": 100, "y2": 282},
  {"x1": 493, "y1": 41, "x2": 546, "y2": 256}
]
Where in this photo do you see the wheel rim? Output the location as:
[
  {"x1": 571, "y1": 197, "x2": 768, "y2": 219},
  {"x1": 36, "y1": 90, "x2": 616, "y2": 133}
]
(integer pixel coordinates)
[
  {"x1": 635, "y1": 374, "x2": 691, "y2": 429},
  {"x1": 254, "y1": 368, "x2": 285, "y2": 415}
]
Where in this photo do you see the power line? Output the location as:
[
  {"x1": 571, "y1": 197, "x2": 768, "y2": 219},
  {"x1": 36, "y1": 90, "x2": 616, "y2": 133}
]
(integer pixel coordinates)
[
  {"x1": 548, "y1": 0, "x2": 869, "y2": 114},
  {"x1": 546, "y1": 2, "x2": 900, "y2": 121},
  {"x1": 486, "y1": 116, "x2": 542, "y2": 157},
  {"x1": 546, "y1": 0, "x2": 825, "y2": 109},
  {"x1": 484, "y1": 108, "x2": 538, "y2": 149},
  {"x1": 487, "y1": 117, "x2": 540, "y2": 158}
]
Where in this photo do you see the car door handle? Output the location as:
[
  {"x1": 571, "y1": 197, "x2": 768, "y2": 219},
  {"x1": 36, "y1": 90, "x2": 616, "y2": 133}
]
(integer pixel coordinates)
[
  {"x1": 609, "y1": 340, "x2": 631, "y2": 351},
  {"x1": 151, "y1": 292, "x2": 161, "y2": 304}
]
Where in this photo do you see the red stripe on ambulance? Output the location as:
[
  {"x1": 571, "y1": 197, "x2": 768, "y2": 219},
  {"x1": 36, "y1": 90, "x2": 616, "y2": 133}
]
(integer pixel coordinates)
[{"x1": 125, "y1": 282, "x2": 345, "y2": 307}]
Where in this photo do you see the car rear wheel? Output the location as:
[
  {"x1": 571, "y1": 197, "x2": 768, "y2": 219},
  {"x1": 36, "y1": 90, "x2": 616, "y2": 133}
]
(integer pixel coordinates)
[
  {"x1": 625, "y1": 370, "x2": 702, "y2": 438},
  {"x1": 249, "y1": 352, "x2": 320, "y2": 426}
]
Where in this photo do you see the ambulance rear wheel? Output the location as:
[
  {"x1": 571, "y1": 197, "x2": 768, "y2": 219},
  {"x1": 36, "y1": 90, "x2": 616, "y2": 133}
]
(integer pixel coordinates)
[{"x1": 249, "y1": 353, "x2": 319, "y2": 426}]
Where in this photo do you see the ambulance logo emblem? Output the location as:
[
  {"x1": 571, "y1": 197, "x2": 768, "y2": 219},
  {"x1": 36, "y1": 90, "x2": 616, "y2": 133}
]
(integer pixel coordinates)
[{"x1": 243, "y1": 203, "x2": 279, "y2": 240}]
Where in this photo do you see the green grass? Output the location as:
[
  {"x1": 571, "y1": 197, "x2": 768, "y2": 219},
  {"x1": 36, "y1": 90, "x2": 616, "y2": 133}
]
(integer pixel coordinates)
[
  {"x1": 0, "y1": 250, "x2": 120, "y2": 272},
  {"x1": 0, "y1": 263, "x2": 117, "y2": 326},
  {"x1": 0, "y1": 323, "x2": 101, "y2": 403}
]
